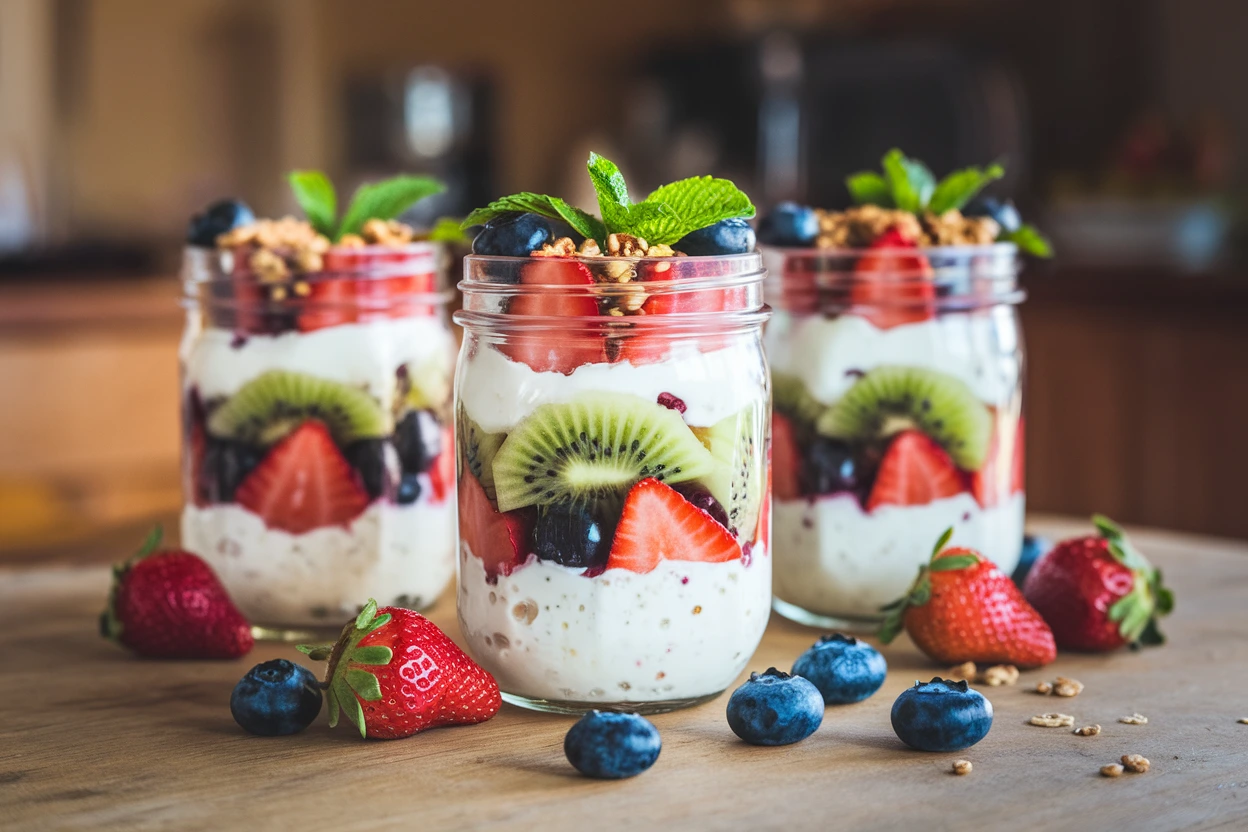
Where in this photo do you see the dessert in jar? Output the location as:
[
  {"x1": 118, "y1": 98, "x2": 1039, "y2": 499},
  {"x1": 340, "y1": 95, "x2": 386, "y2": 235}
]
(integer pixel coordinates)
[
  {"x1": 454, "y1": 154, "x2": 772, "y2": 714},
  {"x1": 180, "y1": 172, "x2": 459, "y2": 632},
  {"x1": 758, "y1": 150, "x2": 1053, "y2": 629}
]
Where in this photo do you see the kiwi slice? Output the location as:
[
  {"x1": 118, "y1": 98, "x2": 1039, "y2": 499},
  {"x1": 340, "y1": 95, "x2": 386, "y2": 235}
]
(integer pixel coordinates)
[
  {"x1": 490, "y1": 391, "x2": 717, "y2": 513},
  {"x1": 772, "y1": 372, "x2": 827, "y2": 429},
  {"x1": 208, "y1": 369, "x2": 390, "y2": 447},
  {"x1": 693, "y1": 406, "x2": 765, "y2": 538},
  {"x1": 816, "y1": 365, "x2": 991, "y2": 471},
  {"x1": 458, "y1": 410, "x2": 505, "y2": 502},
  {"x1": 404, "y1": 355, "x2": 451, "y2": 412}
]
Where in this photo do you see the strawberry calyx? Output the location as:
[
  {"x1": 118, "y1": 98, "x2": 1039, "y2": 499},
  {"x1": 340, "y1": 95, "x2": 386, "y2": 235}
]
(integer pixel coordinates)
[
  {"x1": 98, "y1": 526, "x2": 165, "y2": 644},
  {"x1": 297, "y1": 598, "x2": 394, "y2": 738},
  {"x1": 879, "y1": 527, "x2": 981, "y2": 643},
  {"x1": 1093, "y1": 514, "x2": 1174, "y2": 646}
]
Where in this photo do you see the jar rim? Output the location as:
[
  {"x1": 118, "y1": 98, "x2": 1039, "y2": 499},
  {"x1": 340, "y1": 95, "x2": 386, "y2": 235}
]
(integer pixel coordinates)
[{"x1": 759, "y1": 241, "x2": 1019, "y2": 256}]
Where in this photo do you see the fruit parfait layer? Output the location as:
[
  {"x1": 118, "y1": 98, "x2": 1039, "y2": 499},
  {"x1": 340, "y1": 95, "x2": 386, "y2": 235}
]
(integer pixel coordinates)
[
  {"x1": 759, "y1": 150, "x2": 1053, "y2": 629},
  {"x1": 180, "y1": 172, "x2": 460, "y2": 629},
  {"x1": 454, "y1": 154, "x2": 772, "y2": 714}
]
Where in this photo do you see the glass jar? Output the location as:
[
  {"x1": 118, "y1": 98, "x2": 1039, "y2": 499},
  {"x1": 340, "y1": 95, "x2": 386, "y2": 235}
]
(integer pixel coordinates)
[
  {"x1": 454, "y1": 252, "x2": 772, "y2": 714},
  {"x1": 763, "y1": 243, "x2": 1025, "y2": 630},
  {"x1": 179, "y1": 242, "x2": 458, "y2": 634}
]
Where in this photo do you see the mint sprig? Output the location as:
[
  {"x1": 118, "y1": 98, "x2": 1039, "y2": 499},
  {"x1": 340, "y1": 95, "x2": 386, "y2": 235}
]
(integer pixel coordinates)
[
  {"x1": 287, "y1": 170, "x2": 445, "y2": 242},
  {"x1": 999, "y1": 224, "x2": 1053, "y2": 258},
  {"x1": 288, "y1": 171, "x2": 337, "y2": 238},
  {"x1": 461, "y1": 193, "x2": 605, "y2": 243},
  {"x1": 426, "y1": 216, "x2": 471, "y2": 245}
]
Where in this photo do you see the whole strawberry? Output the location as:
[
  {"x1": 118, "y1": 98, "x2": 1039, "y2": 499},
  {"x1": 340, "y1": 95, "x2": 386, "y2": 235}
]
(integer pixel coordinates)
[
  {"x1": 1023, "y1": 515, "x2": 1173, "y2": 651},
  {"x1": 300, "y1": 599, "x2": 500, "y2": 739},
  {"x1": 100, "y1": 527, "x2": 254, "y2": 659},
  {"x1": 880, "y1": 528, "x2": 1056, "y2": 668}
]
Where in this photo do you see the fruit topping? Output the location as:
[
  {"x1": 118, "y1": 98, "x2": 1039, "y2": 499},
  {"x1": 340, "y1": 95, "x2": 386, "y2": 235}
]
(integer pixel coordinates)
[
  {"x1": 770, "y1": 412, "x2": 804, "y2": 502},
  {"x1": 605, "y1": 478, "x2": 741, "y2": 574},
  {"x1": 800, "y1": 437, "x2": 861, "y2": 496},
  {"x1": 865, "y1": 430, "x2": 965, "y2": 512},
  {"x1": 965, "y1": 196, "x2": 1022, "y2": 233},
  {"x1": 532, "y1": 504, "x2": 610, "y2": 570},
  {"x1": 791, "y1": 634, "x2": 888, "y2": 705},
  {"x1": 471, "y1": 212, "x2": 555, "y2": 257},
  {"x1": 393, "y1": 409, "x2": 443, "y2": 474},
  {"x1": 674, "y1": 217, "x2": 756, "y2": 256},
  {"x1": 726, "y1": 668, "x2": 824, "y2": 746},
  {"x1": 458, "y1": 413, "x2": 505, "y2": 504},
  {"x1": 499, "y1": 257, "x2": 604, "y2": 374},
  {"x1": 880, "y1": 528, "x2": 1057, "y2": 669},
  {"x1": 890, "y1": 678, "x2": 993, "y2": 752},
  {"x1": 849, "y1": 227, "x2": 936, "y2": 329},
  {"x1": 458, "y1": 468, "x2": 532, "y2": 581},
  {"x1": 564, "y1": 711, "x2": 662, "y2": 779},
  {"x1": 230, "y1": 659, "x2": 323, "y2": 736},
  {"x1": 692, "y1": 406, "x2": 765, "y2": 538},
  {"x1": 187, "y1": 199, "x2": 255, "y2": 247},
  {"x1": 100, "y1": 527, "x2": 254, "y2": 659},
  {"x1": 235, "y1": 421, "x2": 371, "y2": 535},
  {"x1": 757, "y1": 202, "x2": 819, "y2": 247}
]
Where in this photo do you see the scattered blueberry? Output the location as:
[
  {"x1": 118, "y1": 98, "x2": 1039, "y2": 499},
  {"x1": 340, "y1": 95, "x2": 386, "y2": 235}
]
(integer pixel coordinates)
[
  {"x1": 757, "y1": 202, "x2": 819, "y2": 247},
  {"x1": 199, "y1": 438, "x2": 263, "y2": 503},
  {"x1": 564, "y1": 711, "x2": 661, "y2": 779},
  {"x1": 188, "y1": 199, "x2": 255, "y2": 247},
  {"x1": 726, "y1": 668, "x2": 824, "y2": 746},
  {"x1": 343, "y1": 438, "x2": 394, "y2": 501},
  {"x1": 471, "y1": 212, "x2": 554, "y2": 257},
  {"x1": 1012, "y1": 534, "x2": 1050, "y2": 586},
  {"x1": 799, "y1": 438, "x2": 860, "y2": 496},
  {"x1": 672, "y1": 483, "x2": 731, "y2": 531},
  {"x1": 396, "y1": 473, "x2": 423, "y2": 505},
  {"x1": 890, "y1": 677, "x2": 993, "y2": 752},
  {"x1": 791, "y1": 634, "x2": 887, "y2": 705},
  {"x1": 393, "y1": 410, "x2": 443, "y2": 474},
  {"x1": 533, "y1": 504, "x2": 609, "y2": 569},
  {"x1": 230, "y1": 659, "x2": 323, "y2": 736},
  {"x1": 676, "y1": 218, "x2": 756, "y2": 256},
  {"x1": 964, "y1": 196, "x2": 1021, "y2": 234}
]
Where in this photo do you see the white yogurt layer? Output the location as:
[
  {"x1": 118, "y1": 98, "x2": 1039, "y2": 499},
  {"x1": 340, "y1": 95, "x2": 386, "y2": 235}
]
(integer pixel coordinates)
[
  {"x1": 457, "y1": 339, "x2": 768, "y2": 433},
  {"x1": 771, "y1": 492, "x2": 1025, "y2": 621},
  {"x1": 457, "y1": 546, "x2": 771, "y2": 705},
  {"x1": 182, "y1": 500, "x2": 456, "y2": 627},
  {"x1": 765, "y1": 310, "x2": 1021, "y2": 406}
]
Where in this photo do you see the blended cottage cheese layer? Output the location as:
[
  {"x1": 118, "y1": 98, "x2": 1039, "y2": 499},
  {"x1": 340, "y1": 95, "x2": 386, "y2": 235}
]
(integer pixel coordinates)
[
  {"x1": 457, "y1": 339, "x2": 768, "y2": 433},
  {"x1": 772, "y1": 492, "x2": 1025, "y2": 620},
  {"x1": 457, "y1": 545, "x2": 771, "y2": 704},
  {"x1": 182, "y1": 499, "x2": 456, "y2": 626}
]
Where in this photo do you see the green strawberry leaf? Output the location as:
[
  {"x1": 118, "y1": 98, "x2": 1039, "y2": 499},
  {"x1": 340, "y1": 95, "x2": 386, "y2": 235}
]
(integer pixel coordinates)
[
  {"x1": 338, "y1": 175, "x2": 445, "y2": 240},
  {"x1": 288, "y1": 170, "x2": 337, "y2": 238},
  {"x1": 633, "y1": 175, "x2": 756, "y2": 245},
  {"x1": 355, "y1": 599, "x2": 379, "y2": 630},
  {"x1": 427, "y1": 216, "x2": 469, "y2": 244},
  {"x1": 326, "y1": 685, "x2": 341, "y2": 728},
  {"x1": 363, "y1": 613, "x2": 391, "y2": 634},
  {"x1": 878, "y1": 604, "x2": 906, "y2": 644},
  {"x1": 460, "y1": 193, "x2": 605, "y2": 244},
  {"x1": 927, "y1": 164, "x2": 1004, "y2": 214},
  {"x1": 1000, "y1": 223, "x2": 1053, "y2": 258},
  {"x1": 296, "y1": 643, "x2": 334, "y2": 661},
  {"x1": 882, "y1": 149, "x2": 935, "y2": 212},
  {"x1": 349, "y1": 645, "x2": 393, "y2": 665},
  {"x1": 929, "y1": 527, "x2": 955, "y2": 561},
  {"x1": 846, "y1": 171, "x2": 893, "y2": 207},
  {"x1": 345, "y1": 669, "x2": 382, "y2": 702},
  {"x1": 334, "y1": 679, "x2": 367, "y2": 738},
  {"x1": 587, "y1": 152, "x2": 633, "y2": 233},
  {"x1": 929, "y1": 555, "x2": 980, "y2": 572}
]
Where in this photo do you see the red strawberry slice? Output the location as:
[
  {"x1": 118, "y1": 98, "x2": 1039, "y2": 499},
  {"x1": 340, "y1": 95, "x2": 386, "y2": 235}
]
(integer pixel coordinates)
[
  {"x1": 780, "y1": 253, "x2": 822, "y2": 315},
  {"x1": 1011, "y1": 417, "x2": 1025, "y2": 494},
  {"x1": 605, "y1": 478, "x2": 742, "y2": 574},
  {"x1": 499, "y1": 258, "x2": 605, "y2": 374},
  {"x1": 427, "y1": 426, "x2": 455, "y2": 504},
  {"x1": 753, "y1": 464, "x2": 772, "y2": 553},
  {"x1": 236, "y1": 420, "x2": 370, "y2": 535},
  {"x1": 866, "y1": 430, "x2": 966, "y2": 512},
  {"x1": 771, "y1": 412, "x2": 803, "y2": 501},
  {"x1": 457, "y1": 468, "x2": 532, "y2": 581},
  {"x1": 619, "y1": 259, "x2": 746, "y2": 365},
  {"x1": 850, "y1": 227, "x2": 935, "y2": 330},
  {"x1": 970, "y1": 416, "x2": 1026, "y2": 508},
  {"x1": 297, "y1": 275, "x2": 357, "y2": 332}
]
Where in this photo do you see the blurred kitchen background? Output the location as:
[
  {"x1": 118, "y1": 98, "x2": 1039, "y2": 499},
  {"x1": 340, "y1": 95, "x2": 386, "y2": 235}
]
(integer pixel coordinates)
[{"x1": 2, "y1": 0, "x2": 1246, "y2": 562}]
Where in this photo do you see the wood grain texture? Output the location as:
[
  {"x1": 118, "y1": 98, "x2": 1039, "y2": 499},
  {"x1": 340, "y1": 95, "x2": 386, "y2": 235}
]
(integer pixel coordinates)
[{"x1": 1, "y1": 519, "x2": 1247, "y2": 832}]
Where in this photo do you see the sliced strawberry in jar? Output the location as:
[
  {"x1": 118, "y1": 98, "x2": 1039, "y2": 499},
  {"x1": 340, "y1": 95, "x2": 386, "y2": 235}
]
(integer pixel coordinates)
[
  {"x1": 458, "y1": 468, "x2": 532, "y2": 581},
  {"x1": 866, "y1": 430, "x2": 966, "y2": 512},
  {"x1": 970, "y1": 415, "x2": 1025, "y2": 509},
  {"x1": 850, "y1": 227, "x2": 935, "y2": 330},
  {"x1": 235, "y1": 420, "x2": 370, "y2": 534},
  {"x1": 771, "y1": 412, "x2": 804, "y2": 501},
  {"x1": 619, "y1": 258, "x2": 745, "y2": 365},
  {"x1": 297, "y1": 275, "x2": 357, "y2": 333},
  {"x1": 499, "y1": 258, "x2": 605, "y2": 374},
  {"x1": 427, "y1": 426, "x2": 455, "y2": 504},
  {"x1": 605, "y1": 477, "x2": 742, "y2": 574}
]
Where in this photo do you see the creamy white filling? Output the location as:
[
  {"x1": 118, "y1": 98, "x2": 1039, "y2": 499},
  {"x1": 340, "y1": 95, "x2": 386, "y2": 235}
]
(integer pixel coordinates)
[
  {"x1": 182, "y1": 500, "x2": 456, "y2": 627},
  {"x1": 456, "y1": 545, "x2": 772, "y2": 704},
  {"x1": 771, "y1": 492, "x2": 1025, "y2": 620}
]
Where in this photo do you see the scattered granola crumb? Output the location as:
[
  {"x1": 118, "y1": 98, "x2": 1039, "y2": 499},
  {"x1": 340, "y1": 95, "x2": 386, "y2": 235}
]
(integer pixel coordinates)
[
  {"x1": 1029, "y1": 713, "x2": 1076, "y2": 728},
  {"x1": 1074, "y1": 724, "x2": 1101, "y2": 737},
  {"x1": 980, "y1": 665, "x2": 1020, "y2": 687},
  {"x1": 1119, "y1": 714, "x2": 1148, "y2": 725},
  {"x1": 1101, "y1": 764, "x2": 1124, "y2": 778},
  {"x1": 1122, "y1": 754, "x2": 1150, "y2": 773},
  {"x1": 947, "y1": 662, "x2": 977, "y2": 682},
  {"x1": 1035, "y1": 681, "x2": 1054, "y2": 695},
  {"x1": 1238, "y1": 718, "x2": 1248, "y2": 725},
  {"x1": 1053, "y1": 677, "x2": 1084, "y2": 697},
  {"x1": 952, "y1": 760, "x2": 972, "y2": 776}
]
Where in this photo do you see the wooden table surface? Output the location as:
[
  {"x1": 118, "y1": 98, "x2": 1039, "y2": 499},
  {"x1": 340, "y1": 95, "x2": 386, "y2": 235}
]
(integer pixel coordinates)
[{"x1": 3, "y1": 516, "x2": 1247, "y2": 831}]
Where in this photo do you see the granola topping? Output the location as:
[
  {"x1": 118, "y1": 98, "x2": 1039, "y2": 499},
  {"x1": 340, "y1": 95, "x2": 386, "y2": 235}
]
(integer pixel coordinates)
[{"x1": 813, "y1": 205, "x2": 999, "y2": 249}]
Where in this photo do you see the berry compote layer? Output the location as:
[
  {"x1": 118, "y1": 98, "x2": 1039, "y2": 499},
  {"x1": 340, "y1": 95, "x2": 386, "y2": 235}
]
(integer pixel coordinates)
[{"x1": 180, "y1": 215, "x2": 457, "y2": 628}]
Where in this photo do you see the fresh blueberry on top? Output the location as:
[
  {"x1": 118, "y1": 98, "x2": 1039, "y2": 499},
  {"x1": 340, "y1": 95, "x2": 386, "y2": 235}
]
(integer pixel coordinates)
[
  {"x1": 396, "y1": 473, "x2": 423, "y2": 505},
  {"x1": 757, "y1": 202, "x2": 819, "y2": 247},
  {"x1": 230, "y1": 659, "x2": 323, "y2": 737},
  {"x1": 564, "y1": 711, "x2": 661, "y2": 779},
  {"x1": 791, "y1": 634, "x2": 887, "y2": 705},
  {"x1": 471, "y1": 212, "x2": 554, "y2": 257},
  {"x1": 188, "y1": 199, "x2": 255, "y2": 247},
  {"x1": 676, "y1": 218, "x2": 756, "y2": 256},
  {"x1": 393, "y1": 410, "x2": 443, "y2": 474},
  {"x1": 799, "y1": 438, "x2": 859, "y2": 496},
  {"x1": 532, "y1": 504, "x2": 609, "y2": 569},
  {"x1": 964, "y1": 196, "x2": 1021, "y2": 234},
  {"x1": 1012, "y1": 534, "x2": 1050, "y2": 587},
  {"x1": 890, "y1": 677, "x2": 993, "y2": 752},
  {"x1": 726, "y1": 668, "x2": 824, "y2": 746}
]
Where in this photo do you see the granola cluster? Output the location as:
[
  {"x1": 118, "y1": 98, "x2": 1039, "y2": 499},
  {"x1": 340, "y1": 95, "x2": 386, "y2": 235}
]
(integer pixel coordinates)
[
  {"x1": 532, "y1": 233, "x2": 681, "y2": 316},
  {"x1": 218, "y1": 217, "x2": 331, "y2": 286},
  {"x1": 1035, "y1": 676, "x2": 1084, "y2": 698},
  {"x1": 340, "y1": 218, "x2": 418, "y2": 248},
  {"x1": 814, "y1": 205, "x2": 1000, "y2": 249},
  {"x1": 946, "y1": 662, "x2": 1019, "y2": 687}
]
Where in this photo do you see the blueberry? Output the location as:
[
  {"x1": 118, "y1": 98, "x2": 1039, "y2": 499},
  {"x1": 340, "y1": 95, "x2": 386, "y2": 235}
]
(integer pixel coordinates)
[
  {"x1": 791, "y1": 634, "x2": 887, "y2": 705},
  {"x1": 532, "y1": 504, "x2": 609, "y2": 569},
  {"x1": 757, "y1": 202, "x2": 819, "y2": 247},
  {"x1": 343, "y1": 438, "x2": 395, "y2": 501},
  {"x1": 230, "y1": 659, "x2": 323, "y2": 736},
  {"x1": 964, "y1": 197, "x2": 1021, "y2": 234},
  {"x1": 396, "y1": 473, "x2": 423, "y2": 505},
  {"x1": 200, "y1": 438, "x2": 263, "y2": 503},
  {"x1": 1012, "y1": 534, "x2": 1050, "y2": 587},
  {"x1": 676, "y1": 218, "x2": 756, "y2": 256},
  {"x1": 564, "y1": 711, "x2": 661, "y2": 779},
  {"x1": 188, "y1": 199, "x2": 255, "y2": 247},
  {"x1": 726, "y1": 668, "x2": 824, "y2": 746},
  {"x1": 393, "y1": 410, "x2": 443, "y2": 474},
  {"x1": 799, "y1": 438, "x2": 859, "y2": 496},
  {"x1": 671, "y1": 483, "x2": 731, "y2": 531},
  {"x1": 890, "y1": 677, "x2": 993, "y2": 752},
  {"x1": 471, "y1": 212, "x2": 554, "y2": 257}
]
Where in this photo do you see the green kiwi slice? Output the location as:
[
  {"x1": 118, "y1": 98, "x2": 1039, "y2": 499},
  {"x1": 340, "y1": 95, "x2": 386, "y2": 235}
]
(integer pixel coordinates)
[
  {"x1": 772, "y1": 372, "x2": 827, "y2": 430},
  {"x1": 458, "y1": 410, "x2": 505, "y2": 502},
  {"x1": 816, "y1": 365, "x2": 992, "y2": 471},
  {"x1": 693, "y1": 406, "x2": 765, "y2": 537},
  {"x1": 490, "y1": 391, "x2": 717, "y2": 513},
  {"x1": 208, "y1": 369, "x2": 390, "y2": 447}
]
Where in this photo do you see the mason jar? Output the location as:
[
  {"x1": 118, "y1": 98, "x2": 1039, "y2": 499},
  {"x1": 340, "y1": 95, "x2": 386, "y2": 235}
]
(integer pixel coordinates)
[
  {"x1": 454, "y1": 251, "x2": 772, "y2": 714},
  {"x1": 179, "y1": 241, "x2": 457, "y2": 633},
  {"x1": 763, "y1": 242, "x2": 1025, "y2": 629}
]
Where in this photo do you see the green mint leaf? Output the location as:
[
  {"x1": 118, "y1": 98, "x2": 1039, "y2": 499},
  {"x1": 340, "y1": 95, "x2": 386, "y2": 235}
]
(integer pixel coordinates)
[
  {"x1": 882, "y1": 149, "x2": 935, "y2": 212},
  {"x1": 846, "y1": 171, "x2": 893, "y2": 206},
  {"x1": 631, "y1": 176, "x2": 755, "y2": 245},
  {"x1": 587, "y1": 152, "x2": 633, "y2": 232},
  {"x1": 338, "y1": 175, "x2": 445, "y2": 240},
  {"x1": 927, "y1": 164, "x2": 1004, "y2": 214},
  {"x1": 1000, "y1": 223, "x2": 1054, "y2": 258},
  {"x1": 460, "y1": 193, "x2": 605, "y2": 244},
  {"x1": 427, "y1": 216, "x2": 469, "y2": 244},
  {"x1": 615, "y1": 201, "x2": 680, "y2": 244},
  {"x1": 549, "y1": 197, "x2": 606, "y2": 243},
  {"x1": 288, "y1": 171, "x2": 337, "y2": 238}
]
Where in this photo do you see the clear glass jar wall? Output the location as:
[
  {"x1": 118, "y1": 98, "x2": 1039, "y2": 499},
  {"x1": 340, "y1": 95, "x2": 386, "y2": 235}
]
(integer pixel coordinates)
[
  {"x1": 454, "y1": 252, "x2": 772, "y2": 714},
  {"x1": 762, "y1": 243, "x2": 1025, "y2": 630},
  {"x1": 179, "y1": 242, "x2": 458, "y2": 632}
]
